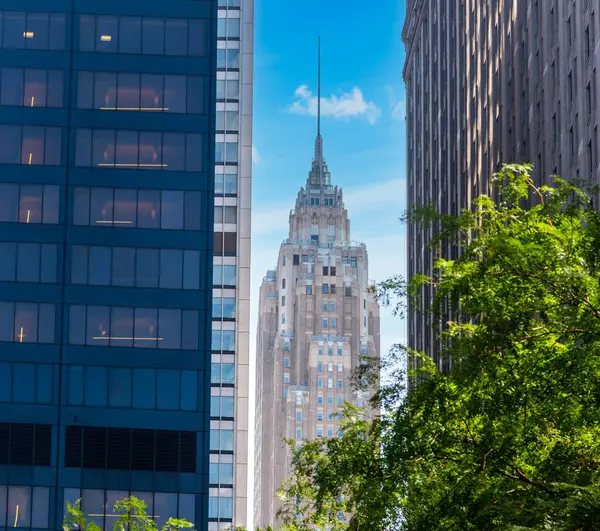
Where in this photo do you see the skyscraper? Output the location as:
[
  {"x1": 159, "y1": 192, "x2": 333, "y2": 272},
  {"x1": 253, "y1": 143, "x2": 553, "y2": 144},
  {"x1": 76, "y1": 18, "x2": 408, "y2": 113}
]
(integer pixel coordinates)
[
  {"x1": 0, "y1": 0, "x2": 252, "y2": 529},
  {"x1": 212, "y1": 0, "x2": 254, "y2": 528},
  {"x1": 403, "y1": 0, "x2": 600, "y2": 367},
  {"x1": 254, "y1": 41, "x2": 380, "y2": 528}
]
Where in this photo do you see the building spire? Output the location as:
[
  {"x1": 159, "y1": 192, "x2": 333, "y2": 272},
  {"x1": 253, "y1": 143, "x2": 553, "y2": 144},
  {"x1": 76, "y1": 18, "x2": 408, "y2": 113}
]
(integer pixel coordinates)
[{"x1": 314, "y1": 36, "x2": 323, "y2": 175}]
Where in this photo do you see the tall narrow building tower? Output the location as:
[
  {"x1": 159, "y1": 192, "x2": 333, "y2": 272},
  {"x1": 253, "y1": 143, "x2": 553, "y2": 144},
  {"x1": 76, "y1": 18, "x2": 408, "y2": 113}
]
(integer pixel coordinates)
[{"x1": 254, "y1": 40, "x2": 380, "y2": 529}]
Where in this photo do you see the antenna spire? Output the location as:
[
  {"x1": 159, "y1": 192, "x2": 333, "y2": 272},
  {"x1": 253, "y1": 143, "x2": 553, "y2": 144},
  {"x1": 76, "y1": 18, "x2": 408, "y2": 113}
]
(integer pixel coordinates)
[{"x1": 317, "y1": 35, "x2": 321, "y2": 139}]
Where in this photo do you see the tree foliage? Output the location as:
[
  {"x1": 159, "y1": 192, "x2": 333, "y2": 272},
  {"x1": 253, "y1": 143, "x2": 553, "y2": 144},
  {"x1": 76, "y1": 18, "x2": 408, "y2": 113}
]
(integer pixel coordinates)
[
  {"x1": 63, "y1": 496, "x2": 194, "y2": 531},
  {"x1": 273, "y1": 164, "x2": 600, "y2": 530}
]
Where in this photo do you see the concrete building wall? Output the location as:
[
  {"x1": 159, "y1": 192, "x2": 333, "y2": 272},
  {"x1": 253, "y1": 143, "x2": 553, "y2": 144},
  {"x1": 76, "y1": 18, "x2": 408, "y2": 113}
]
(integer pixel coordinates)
[
  {"x1": 403, "y1": 0, "x2": 600, "y2": 369},
  {"x1": 254, "y1": 136, "x2": 380, "y2": 528}
]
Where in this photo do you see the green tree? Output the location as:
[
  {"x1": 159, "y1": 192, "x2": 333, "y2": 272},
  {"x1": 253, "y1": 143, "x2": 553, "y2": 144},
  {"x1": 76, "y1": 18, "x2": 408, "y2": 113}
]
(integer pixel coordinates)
[
  {"x1": 63, "y1": 496, "x2": 194, "y2": 531},
  {"x1": 273, "y1": 164, "x2": 600, "y2": 530}
]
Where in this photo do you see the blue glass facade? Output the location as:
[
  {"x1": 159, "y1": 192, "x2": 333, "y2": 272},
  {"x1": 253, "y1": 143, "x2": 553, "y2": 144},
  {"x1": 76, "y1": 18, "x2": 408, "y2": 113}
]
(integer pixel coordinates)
[{"x1": 0, "y1": 0, "x2": 217, "y2": 528}]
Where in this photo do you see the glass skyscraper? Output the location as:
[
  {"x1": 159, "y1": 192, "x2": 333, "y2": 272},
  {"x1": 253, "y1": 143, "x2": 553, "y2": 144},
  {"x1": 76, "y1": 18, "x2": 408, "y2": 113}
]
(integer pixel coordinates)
[{"x1": 0, "y1": 0, "x2": 251, "y2": 527}]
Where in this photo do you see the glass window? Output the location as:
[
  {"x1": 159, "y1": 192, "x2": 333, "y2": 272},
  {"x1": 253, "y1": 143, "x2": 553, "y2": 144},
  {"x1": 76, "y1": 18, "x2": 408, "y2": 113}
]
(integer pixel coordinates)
[
  {"x1": 39, "y1": 304, "x2": 55, "y2": 343},
  {"x1": 110, "y1": 307, "x2": 134, "y2": 347},
  {"x1": 26, "y1": 13, "x2": 49, "y2": 50},
  {"x1": 31, "y1": 487, "x2": 49, "y2": 528},
  {"x1": 225, "y1": 142, "x2": 238, "y2": 163},
  {"x1": 134, "y1": 308, "x2": 158, "y2": 349},
  {"x1": 78, "y1": 15, "x2": 95, "y2": 51},
  {"x1": 68, "y1": 365, "x2": 84, "y2": 405},
  {"x1": 137, "y1": 189, "x2": 160, "y2": 228},
  {"x1": 223, "y1": 265, "x2": 236, "y2": 286},
  {"x1": 140, "y1": 74, "x2": 163, "y2": 111},
  {"x1": 86, "y1": 367, "x2": 108, "y2": 406},
  {"x1": 112, "y1": 247, "x2": 135, "y2": 286},
  {"x1": 187, "y1": 77, "x2": 204, "y2": 114},
  {"x1": 162, "y1": 133, "x2": 185, "y2": 172},
  {"x1": 188, "y1": 19, "x2": 207, "y2": 56},
  {"x1": 1, "y1": 69, "x2": 23, "y2": 106},
  {"x1": 88, "y1": 246, "x2": 111, "y2": 285},
  {"x1": 17, "y1": 243, "x2": 40, "y2": 282},
  {"x1": 14, "y1": 303, "x2": 38, "y2": 343},
  {"x1": 3, "y1": 12, "x2": 26, "y2": 49},
  {"x1": 185, "y1": 134, "x2": 203, "y2": 171},
  {"x1": 69, "y1": 305, "x2": 85, "y2": 345},
  {"x1": 180, "y1": 371, "x2": 197, "y2": 411},
  {"x1": 92, "y1": 128, "x2": 115, "y2": 166},
  {"x1": 183, "y1": 251, "x2": 200, "y2": 290},
  {"x1": 109, "y1": 368, "x2": 132, "y2": 407},
  {"x1": 96, "y1": 16, "x2": 118, "y2": 52},
  {"x1": 161, "y1": 191, "x2": 184, "y2": 229},
  {"x1": 133, "y1": 368, "x2": 155, "y2": 409},
  {"x1": 13, "y1": 363, "x2": 35, "y2": 403},
  {"x1": 182, "y1": 311, "x2": 198, "y2": 350},
  {"x1": 0, "y1": 243, "x2": 16, "y2": 281},
  {"x1": 142, "y1": 18, "x2": 164, "y2": 55},
  {"x1": 222, "y1": 363, "x2": 235, "y2": 384},
  {"x1": 8, "y1": 486, "x2": 30, "y2": 527},
  {"x1": 160, "y1": 249, "x2": 183, "y2": 289},
  {"x1": 157, "y1": 370, "x2": 179, "y2": 410},
  {"x1": 119, "y1": 17, "x2": 141, "y2": 54},
  {"x1": 23, "y1": 69, "x2": 46, "y2": 107},
  {"x1": 136, "y1": 249, "x2": 159, "y2": 288},
  {"x1": 0, "y1": 125, "x2": 21, "y2": 163},
  {"x1": 75, "y1": 129, "x2": 92, "y2": 166},
  {"x1": 222, "y1": 330, "x2": 235, "y2": 351},
  {"x1": 90, "y1": 186, "x2": 114, "y2": 224},
  {"x1": 159, "y1": 309, "x2": 181, "y2": 350},
  {"x1": 49, "y1": 14, "x2": 65, "y2": 50},
  {"x1": 117, "y1": 73, "x2": 140, "y2": 108},
  {"x1": 165, "y1": 19, "x2": 187, "y2": 55},
  {"x1": 227, "y1": 49, "x2": 240, "y2": 68},
  {"x1": 164, "y1": 75, "x2": 186, "y2": 113},
  {"x1": 115, "y1": 130, "x2": 139, "y2": 166},
  {"x1": 86, "y1": 306, "x2": 110, "y2": 345}
]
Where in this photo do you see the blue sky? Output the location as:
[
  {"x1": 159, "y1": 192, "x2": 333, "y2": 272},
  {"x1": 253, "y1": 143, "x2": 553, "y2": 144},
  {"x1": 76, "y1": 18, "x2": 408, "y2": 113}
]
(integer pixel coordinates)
[
  {"x1": 250, "y1": 0, "x2": 408, "y2": 355},
  {"x1": 247, "y1": 0, "x2": 408, "y2": 519}
]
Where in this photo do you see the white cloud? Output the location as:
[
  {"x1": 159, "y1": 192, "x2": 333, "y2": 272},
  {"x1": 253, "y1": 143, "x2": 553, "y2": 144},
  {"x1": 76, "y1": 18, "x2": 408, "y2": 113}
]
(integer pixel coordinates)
[
  {"x1": 289, "y1": 85, "x2": 381, "y2": 125},
  {"x1": 385, "y1": 85, "x2": 406, "y2": 121},
  {"x1": 252, "y1": 146, "x2": 262, "y2": 165}
]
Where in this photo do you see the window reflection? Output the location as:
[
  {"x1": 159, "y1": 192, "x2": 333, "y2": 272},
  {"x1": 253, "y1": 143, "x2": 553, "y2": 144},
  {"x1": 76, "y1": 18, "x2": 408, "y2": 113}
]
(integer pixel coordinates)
[
  {"x1": 0, "y1": 125, "x2": 62, "y2": 165},
  {"x1": 0, "y1": 11, "x2": 65, "y2": 51},
  {"x1": 0, "y1": 183, "x2": 59, "y2": 224},
  {"x1": 75, "y1": 129, "x2": 202, "y2": 170},
  {"x1": 0, "y1": 302, "x2": 54, "y2": 344},
  {"x1": 70, "y1": 305, "x2": 199, "y2": 350},
  {"x1": 77, "y1": 14, "x2": 207, "y2": 57}
]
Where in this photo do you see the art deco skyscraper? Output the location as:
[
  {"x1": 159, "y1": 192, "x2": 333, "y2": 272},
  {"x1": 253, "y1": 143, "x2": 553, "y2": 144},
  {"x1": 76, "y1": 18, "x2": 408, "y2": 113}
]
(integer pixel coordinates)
[
  {"x1": 403, "y1": 0, "x2": 600, "y2": 367},
  {"x1": 254, "y1": 42, "x2": 380, "y2": 528}
]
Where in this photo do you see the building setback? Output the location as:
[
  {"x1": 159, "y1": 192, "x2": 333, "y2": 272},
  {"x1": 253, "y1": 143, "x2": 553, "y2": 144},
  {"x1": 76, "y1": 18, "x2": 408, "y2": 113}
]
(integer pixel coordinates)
[
  {"x1": 403, "y1": 0, "x2": 600, "y2": 369},
  {"x1": 0, "y1": 0, "x2": 252, "y2": 529},
  {"x1": 254, "y1": 64, "x2": 380, "y2": 527}
]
